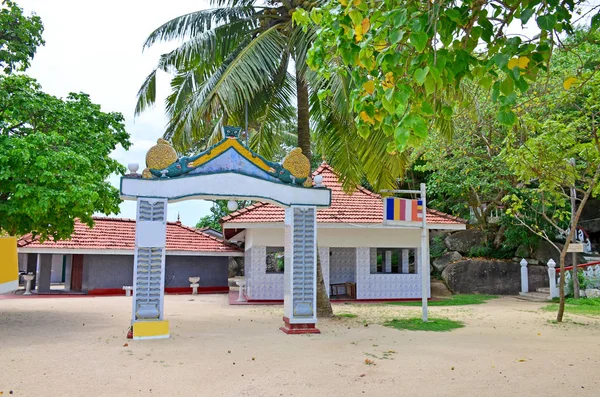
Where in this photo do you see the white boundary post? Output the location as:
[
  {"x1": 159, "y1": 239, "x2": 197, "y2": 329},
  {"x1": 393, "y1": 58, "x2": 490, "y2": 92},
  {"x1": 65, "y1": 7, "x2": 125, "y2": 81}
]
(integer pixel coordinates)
[
  {"x1": 520, "y1": 258, "x2": 529, "y2": 294},
  {"x1": 420, "y1": 183, "x2": 428, "y2": 322},
  {"x1": 547, "y1": 259, "x2": 558, "y2": 299}
]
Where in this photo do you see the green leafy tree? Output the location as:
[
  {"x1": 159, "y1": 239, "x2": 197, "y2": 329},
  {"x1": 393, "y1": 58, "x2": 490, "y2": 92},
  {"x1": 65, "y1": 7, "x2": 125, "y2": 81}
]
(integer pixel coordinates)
[
  {"x1": 503, "y1": 29, "x2": 600, "y2": 321},
  {"x1": 0, "y1": 75, "x2": 131, "y2": 240},
  {"x1": 0, "y1": 2, "x2": 131, "y2": 241},
  {"x1": 298, "y1": 0, "x2": 598, "y2": 153},
  {"x1": 196, "y1": 200, "x2": 250, "y2": 232},
  {"x1": 0, "y1": 0, "x2": 44, "y2": 73}
]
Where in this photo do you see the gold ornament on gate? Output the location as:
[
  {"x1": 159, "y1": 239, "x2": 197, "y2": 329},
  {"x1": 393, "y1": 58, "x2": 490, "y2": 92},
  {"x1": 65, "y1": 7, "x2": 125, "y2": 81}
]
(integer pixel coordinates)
[
  {"x1": 146, "y1": 138, "x2": 178, "y2": 170},
  {"x1": 282, "y1": 148, "x2": 311, "y2": 179}
]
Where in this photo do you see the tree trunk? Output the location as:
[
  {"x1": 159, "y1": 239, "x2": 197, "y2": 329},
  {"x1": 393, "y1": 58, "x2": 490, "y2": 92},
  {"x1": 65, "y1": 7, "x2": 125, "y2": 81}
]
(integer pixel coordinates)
[
  {"x1": 296, "y1": 75, "x2": 311, "y2": 162},
  {"x1": 570, "y1": 185, "x2": 580, "y2": 298},
  {"x1": 296, "y1": 73, "x2": 328, "y2": 315},
  {"x1": 316, "y1": 248, "x2": 333, "y2": 317}
]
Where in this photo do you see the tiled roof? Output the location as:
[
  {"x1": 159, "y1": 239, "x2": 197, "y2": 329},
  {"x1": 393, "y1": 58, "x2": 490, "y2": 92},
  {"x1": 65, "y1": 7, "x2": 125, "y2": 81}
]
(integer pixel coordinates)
[
  {"x1": 221, "y1": 163, "x2": 467, "y2": 226},
  {"x1": 18, "y1": 217, "x2": 241, "y2": 253}
]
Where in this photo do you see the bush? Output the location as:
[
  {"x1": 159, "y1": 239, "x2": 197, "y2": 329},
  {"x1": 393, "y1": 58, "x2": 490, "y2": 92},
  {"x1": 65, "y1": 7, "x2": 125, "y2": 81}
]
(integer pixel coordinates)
[
  {"x1": 430, "y1": 235, "x2": 447, "y2": 258},
  {"x1": 467, "y1": 245, "x2": 515, "y2": 259}
]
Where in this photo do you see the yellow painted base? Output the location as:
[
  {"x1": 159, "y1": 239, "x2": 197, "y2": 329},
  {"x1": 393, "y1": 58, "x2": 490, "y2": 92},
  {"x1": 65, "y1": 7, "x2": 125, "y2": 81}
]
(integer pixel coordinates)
[
  {"x1": 133, "y1": 320, "x2": 170, "y2": 340},
  {"x1": 0, "y1": 237, "x2": 18, "y2": 294}
]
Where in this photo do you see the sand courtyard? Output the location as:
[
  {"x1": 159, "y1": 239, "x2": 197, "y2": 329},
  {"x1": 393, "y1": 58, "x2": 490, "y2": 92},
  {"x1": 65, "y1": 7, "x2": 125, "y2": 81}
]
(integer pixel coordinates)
[{"x1": 0, "y1": 294, "x2": 599, "y2": 397}]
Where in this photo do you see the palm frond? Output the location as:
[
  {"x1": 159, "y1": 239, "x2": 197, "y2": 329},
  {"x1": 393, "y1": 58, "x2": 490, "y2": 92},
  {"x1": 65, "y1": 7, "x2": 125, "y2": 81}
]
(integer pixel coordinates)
[
  {"x1": 168, "y1": 24, "x2": 288, "y2": 137},
  {"x1": 135, "y1": 68, "x2": 157, "y2": 115},
  {"x1": 143, "y1": 6, "x2": 256, "y2": 49}
]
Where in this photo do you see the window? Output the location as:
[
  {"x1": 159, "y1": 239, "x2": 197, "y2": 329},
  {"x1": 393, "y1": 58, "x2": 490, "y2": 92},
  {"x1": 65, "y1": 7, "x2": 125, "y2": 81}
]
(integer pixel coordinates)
[
  {"x1": 265, "y1": 247, "x2": 285, "y2": 273},
  {"x1": 371, "y1": 248, "x2": 417, "y2": 274}
]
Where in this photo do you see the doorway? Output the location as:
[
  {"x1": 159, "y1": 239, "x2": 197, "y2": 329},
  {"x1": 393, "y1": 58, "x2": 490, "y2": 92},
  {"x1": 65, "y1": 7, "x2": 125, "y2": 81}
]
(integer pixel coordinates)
[{"x1": 70, "y1": 254, "x2": 83, "y2": 292}]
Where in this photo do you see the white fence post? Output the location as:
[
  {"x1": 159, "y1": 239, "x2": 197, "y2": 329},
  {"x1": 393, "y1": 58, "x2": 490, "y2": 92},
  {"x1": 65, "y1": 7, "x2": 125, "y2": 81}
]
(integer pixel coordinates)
[
  {"x1": 547, "y1": 259, "x2": 558, "y2": 299},
  {"x1": 520, "y1": 258, "x2": 529, "y2": 294}
]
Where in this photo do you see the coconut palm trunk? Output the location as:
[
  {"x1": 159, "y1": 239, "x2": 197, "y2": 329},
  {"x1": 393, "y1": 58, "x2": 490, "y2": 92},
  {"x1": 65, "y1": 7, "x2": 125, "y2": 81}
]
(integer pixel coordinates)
[
  {"x1": 296, "y1": 75, "x2": 311, "y2": 162},
  {"x1": 316, "y1": 246, "x2": 333, "y2": 317},
  {"x1": 296, "y1": 75, "x2": 333, "y2": 317}
]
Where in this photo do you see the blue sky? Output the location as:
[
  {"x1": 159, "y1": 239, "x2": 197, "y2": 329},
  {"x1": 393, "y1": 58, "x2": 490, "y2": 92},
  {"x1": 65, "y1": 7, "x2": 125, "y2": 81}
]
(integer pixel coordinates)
[{"x1": 19, "y1": 0, "x2": 215, "y2": 226}]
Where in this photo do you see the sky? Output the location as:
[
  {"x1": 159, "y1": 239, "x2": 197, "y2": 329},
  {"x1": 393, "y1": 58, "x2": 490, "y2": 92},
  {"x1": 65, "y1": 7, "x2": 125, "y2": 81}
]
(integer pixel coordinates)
[{"x1": 18, "y1": 0, "x2": 215, "y2": 226}]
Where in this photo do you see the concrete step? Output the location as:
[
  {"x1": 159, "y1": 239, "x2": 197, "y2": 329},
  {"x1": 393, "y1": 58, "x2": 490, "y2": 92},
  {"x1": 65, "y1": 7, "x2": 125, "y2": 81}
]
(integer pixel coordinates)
[
  {"x1": 517, "y1": 291, "x2": 551, "y2": 302},
  {"x1": 537, "y1": 287, "x2": 551, "y2": 294}
]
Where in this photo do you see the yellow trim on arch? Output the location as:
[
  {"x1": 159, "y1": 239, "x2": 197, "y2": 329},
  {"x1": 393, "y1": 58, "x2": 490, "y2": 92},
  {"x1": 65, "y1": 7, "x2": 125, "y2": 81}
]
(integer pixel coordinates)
[{"x1": 187, "y1": 138, "x2": 273, "y2": 172}]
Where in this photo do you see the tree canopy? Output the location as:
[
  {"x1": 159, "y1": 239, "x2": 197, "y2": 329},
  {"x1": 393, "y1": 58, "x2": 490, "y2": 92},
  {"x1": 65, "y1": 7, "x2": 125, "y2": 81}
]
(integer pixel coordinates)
[
  {"x1": 0, "y1": 1, "x2": 131, "y2": 240},
  {"x1": 0, "y1": 0, "x2": 44, "y2": 73},
  {"x1": 297, "y1": 0, "x2": 599, "y2": 153}
]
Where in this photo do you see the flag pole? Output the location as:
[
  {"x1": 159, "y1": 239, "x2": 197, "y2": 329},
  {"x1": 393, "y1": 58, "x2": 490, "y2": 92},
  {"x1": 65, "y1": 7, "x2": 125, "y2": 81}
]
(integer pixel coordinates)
[{"x1": 420, "y1": 183, "x2": 428, "y2": 322}]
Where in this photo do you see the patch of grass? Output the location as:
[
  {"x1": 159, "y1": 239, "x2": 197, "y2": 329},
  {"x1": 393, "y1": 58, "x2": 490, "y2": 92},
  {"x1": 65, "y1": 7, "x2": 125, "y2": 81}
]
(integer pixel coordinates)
[
  {"x1": 336, "y1": 313, "x2": 357, "y2": 318},
  {"x1": 383, "y1": 317, "x2": 464, "y2": 332},
  {"x1": 542, "y1": 298, "x2": 600, "y2": 317},
  {"x1": 386, "y1": 294, "x2": 497, "y2": 307}
]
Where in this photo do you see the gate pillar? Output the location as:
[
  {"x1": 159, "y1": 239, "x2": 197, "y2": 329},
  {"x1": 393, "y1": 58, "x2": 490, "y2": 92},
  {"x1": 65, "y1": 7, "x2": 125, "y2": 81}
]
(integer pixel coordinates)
[
  {"x1": 281, "y1": 206, "x2": 320, "y2": 334},
  {"x1": 131, "y1": 198, "x2": 169, "y2": 340}
]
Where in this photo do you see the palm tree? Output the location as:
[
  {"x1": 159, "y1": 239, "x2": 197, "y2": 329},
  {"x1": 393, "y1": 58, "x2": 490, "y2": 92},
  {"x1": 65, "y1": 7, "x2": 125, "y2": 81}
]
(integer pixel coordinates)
[
  {"x1": 136, "y1": 0, "x2": 314, "y2": 158},
  {"x1": 135, "y1": 0, "x2": 414, "y2": 316},
  {"x1": 136, "y1": 0, "x2": 340, "y2": 316}
]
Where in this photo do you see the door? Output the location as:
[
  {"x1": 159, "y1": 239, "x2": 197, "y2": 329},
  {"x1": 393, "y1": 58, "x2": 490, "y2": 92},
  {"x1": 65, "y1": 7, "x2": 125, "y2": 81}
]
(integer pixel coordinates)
[{"x1": 71, "y1": 254, "x2": 83, "y2": 292}]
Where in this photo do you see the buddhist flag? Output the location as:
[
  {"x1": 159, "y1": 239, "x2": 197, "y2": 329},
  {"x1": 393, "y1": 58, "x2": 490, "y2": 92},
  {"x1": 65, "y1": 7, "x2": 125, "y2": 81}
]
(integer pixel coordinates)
[{"x1": 384, "y1": 198, "x2": 423, "y2": 222}]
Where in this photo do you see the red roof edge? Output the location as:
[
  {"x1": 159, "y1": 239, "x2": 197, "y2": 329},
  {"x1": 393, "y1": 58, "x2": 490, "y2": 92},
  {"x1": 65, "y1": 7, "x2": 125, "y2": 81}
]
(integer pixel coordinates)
[
  {"x1": 426, "y1": 208, "x2": 468, "y2": 224},
  {"x1": 17, "y1": 216, "x2": 243, "y2": 252},
  {"x1": 220, "y1": 162, "x2": 466, "y2": 225}
]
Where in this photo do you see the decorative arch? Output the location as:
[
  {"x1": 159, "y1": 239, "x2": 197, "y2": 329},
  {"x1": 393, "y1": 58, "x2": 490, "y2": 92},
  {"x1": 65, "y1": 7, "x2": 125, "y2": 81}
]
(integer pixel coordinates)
[{"x1": 120, "y1": 128, "x2": 331, "y2": 339}]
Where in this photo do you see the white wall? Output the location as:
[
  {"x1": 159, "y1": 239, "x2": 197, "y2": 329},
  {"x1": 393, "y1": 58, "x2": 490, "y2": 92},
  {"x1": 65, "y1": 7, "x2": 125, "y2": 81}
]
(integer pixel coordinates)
[
  {"x1": 245, "y1": 246, "x2": 284, "y2": 300},
  {"x1": 355, "y1": 248, "x2": 430, "y2": 299},
  {"x1": 246, "y1": 227, "x2": 422, "y2": 249},
  {"x1": 50, "y1": 255, "x2": 63, "y2": 283}
]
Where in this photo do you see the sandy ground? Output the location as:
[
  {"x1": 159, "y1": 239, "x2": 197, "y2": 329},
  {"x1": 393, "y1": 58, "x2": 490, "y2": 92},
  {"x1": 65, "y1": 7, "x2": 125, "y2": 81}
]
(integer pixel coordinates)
[{"x1": 1, "y1": 295, "x2": 599, "y2": 397}]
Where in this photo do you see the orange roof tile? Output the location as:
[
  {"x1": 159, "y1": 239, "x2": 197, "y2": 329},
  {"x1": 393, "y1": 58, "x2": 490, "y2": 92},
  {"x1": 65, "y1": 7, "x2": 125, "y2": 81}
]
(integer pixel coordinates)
[
  {"x1": 18, "y1": 217, "x2": 241, "y2": 253},
  {"x1": 221, "y1": 163, "x2": 467, "y2": 226}
]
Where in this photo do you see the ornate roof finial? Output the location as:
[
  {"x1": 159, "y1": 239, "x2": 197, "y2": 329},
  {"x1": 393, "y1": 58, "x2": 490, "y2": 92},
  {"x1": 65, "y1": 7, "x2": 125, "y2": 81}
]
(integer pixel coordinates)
[
  {"x1": 222, "y1": 126, "x2": 242, "y2": 139},
  {"x1": 176, "y1": 212, "x2": 181, "y2": 224}
]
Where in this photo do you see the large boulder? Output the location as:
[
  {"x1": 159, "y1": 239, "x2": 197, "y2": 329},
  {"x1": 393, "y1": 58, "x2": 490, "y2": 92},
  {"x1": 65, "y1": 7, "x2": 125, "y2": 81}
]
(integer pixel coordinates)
[
  {"x1": 444, "y1": 230, "x2": 484, "y2": 254},
  {"x1": 432, "y1": 251, "x2": 463, "y2": 273},
  {"x1": 580, "y1": 198, "x2": 600, "y2": 233},
  {"x1": 228, "y1": 257, "x2": 244, "y2": 278},
  {"x1": 442, "y1": 259, "x2": 549, "y2": 295}
]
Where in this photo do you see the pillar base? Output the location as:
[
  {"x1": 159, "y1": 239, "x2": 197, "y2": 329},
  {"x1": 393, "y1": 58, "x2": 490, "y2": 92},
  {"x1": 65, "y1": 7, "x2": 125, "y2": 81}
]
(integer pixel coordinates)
[
  {"x1": 132, "y1": 320, "x2": 170, "y2": 340},
  {"x1": 279, "y1": 316, "x2": 320, "y2": 335}
]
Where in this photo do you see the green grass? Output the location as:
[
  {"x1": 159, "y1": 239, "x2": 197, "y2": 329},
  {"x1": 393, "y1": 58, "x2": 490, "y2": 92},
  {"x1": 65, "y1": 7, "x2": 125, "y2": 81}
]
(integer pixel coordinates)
[
  {"x1": 336, "y1": 313, "x2": 358, "y2": 318},
  {"x1": 383, "y1": 317, "x2": 464, "y2": 332},
  {"x1": 386, "y1": 294, "x2": 497, "y2": 307},
  {"x1": 542, "y1": 297, "x2": 600, "y2": 317}
]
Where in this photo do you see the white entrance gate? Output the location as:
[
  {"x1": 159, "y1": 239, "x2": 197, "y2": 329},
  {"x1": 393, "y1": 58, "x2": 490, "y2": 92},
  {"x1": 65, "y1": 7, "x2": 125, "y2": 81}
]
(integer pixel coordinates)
[{"x1": 120, "y1": 131, "x2": 330, "y2": 339}]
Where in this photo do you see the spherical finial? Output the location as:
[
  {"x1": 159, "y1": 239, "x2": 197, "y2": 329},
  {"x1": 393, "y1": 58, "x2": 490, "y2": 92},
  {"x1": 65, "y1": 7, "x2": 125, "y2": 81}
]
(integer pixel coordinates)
[
  {"x1": 146, "y1": 139, "x2": 177, "y2": 169},
  {"x1": 128, "y1": 163, "x2": 139, "y2": 174},
  {"x1": 314, "y1": 175, "x2": 324, "y2": 187},
  {"x1": 282, "y1": 147, "x2": 311, "y2": 179},
  {"x1": 227, "y1": 200, "x2": 238, "y2": 212}
]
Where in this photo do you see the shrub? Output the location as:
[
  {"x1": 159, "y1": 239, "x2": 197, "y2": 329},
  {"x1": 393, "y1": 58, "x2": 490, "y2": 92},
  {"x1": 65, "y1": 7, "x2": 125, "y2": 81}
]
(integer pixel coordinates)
[{"x1": 430, "y1": 235, "x2": 447, "y2": 258}]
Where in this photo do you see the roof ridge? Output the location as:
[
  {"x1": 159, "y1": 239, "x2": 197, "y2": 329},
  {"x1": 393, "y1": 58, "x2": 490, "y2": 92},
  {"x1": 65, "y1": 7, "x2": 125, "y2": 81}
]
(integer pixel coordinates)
[
  {"x1": 175, "y1": 223, "x2": 242, "y2": 251},
  {"x1": 314, "y1": 163, "x2": 381, "y2": 198},
  {"x1": 91, "y1": 216, "x2": 136, "y2": 222},
  {"x1": 426, "y1": 208, "x2": 468, "y2": 224},
  {"x1": 220, "y1": 202, "x2": 267, "y2": 223}
]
